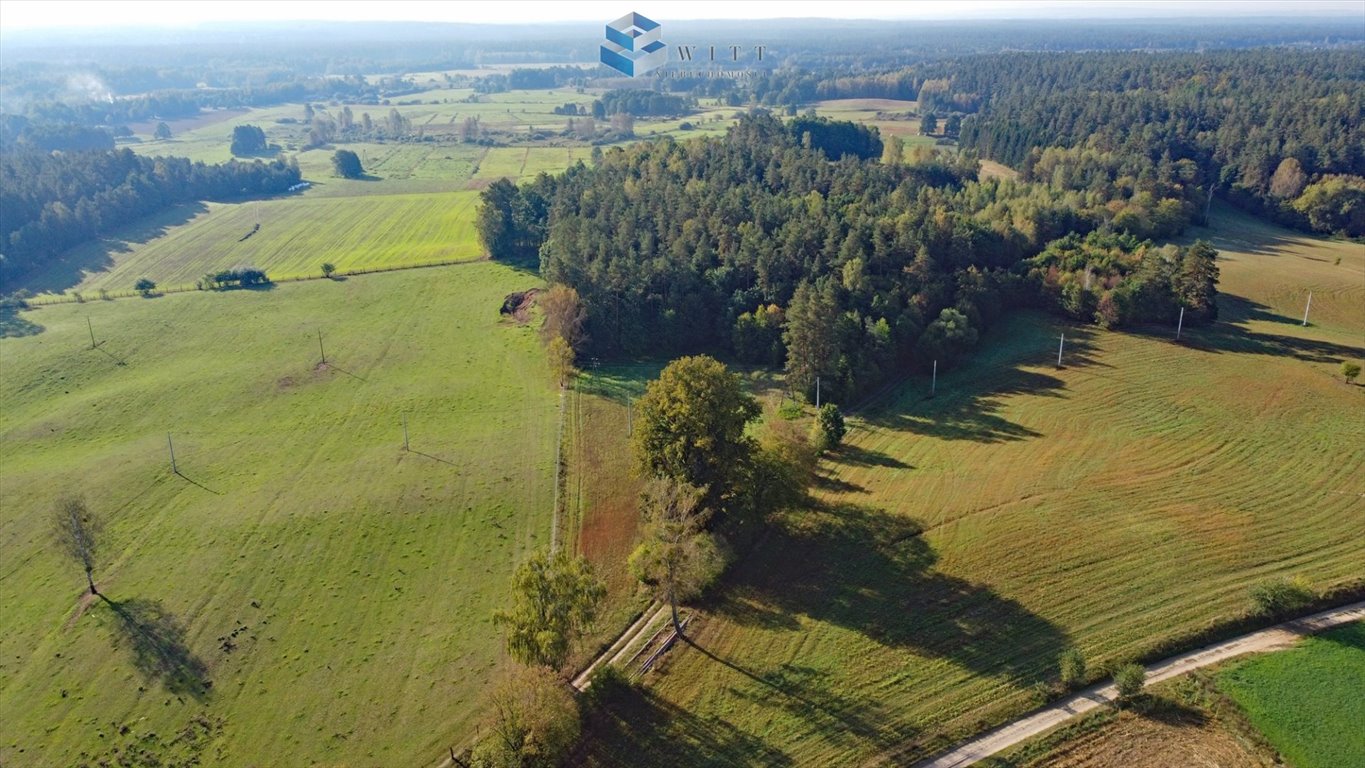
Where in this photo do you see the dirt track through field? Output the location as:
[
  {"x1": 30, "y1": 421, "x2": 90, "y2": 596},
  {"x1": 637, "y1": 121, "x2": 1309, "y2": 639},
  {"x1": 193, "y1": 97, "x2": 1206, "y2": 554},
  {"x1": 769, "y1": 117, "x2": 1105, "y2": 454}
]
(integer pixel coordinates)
[{"x1": 900, "y1": 602, "x2": 1365, "y2": 768}]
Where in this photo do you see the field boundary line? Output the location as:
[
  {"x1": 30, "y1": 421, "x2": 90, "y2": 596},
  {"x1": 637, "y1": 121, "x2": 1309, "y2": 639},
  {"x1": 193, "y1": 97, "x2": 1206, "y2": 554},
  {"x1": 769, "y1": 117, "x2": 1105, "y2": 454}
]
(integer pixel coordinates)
[
  {"x1": 899, "y1": 601, "x2": 1365, "y2": 768},
  {"x1": 21, "y1": 256, "x2": 491, "y2": 307}
]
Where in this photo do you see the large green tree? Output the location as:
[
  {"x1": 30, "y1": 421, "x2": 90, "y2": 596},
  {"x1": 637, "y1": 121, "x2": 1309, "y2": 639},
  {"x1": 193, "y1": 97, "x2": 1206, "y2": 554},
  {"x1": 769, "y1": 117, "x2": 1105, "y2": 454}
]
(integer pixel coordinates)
[
  {"x1": 492, "y1": 551, "x2": 604, "y2": 669},
  {"x1": 631, "y1": 355, "x2": 760, "y2": 512}
]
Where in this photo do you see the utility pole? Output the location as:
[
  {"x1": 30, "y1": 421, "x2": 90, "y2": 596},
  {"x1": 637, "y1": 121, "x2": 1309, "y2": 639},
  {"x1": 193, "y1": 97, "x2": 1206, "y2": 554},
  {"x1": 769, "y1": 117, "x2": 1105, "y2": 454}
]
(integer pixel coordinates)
[
  {"x1": 626, "y1": 399, "x2": 633, "y2": 435},
  {"x1": 1176, "y1": 306, "x2": 1185, "y2": 341},
  {"x1": 167, "y1": 432, "x2": 178, "y2": 474},
  {"x1": 1302, "y1": 292, "x2": 1312, "y2": 326},
  {"x1": 318, "y1": 329, "x2": 326, "y2": 364},
  {"x1": 87, "y1": 317, "x2": 97, "y2": 349},
  {"x1": 1057, "y1": 332, "x2": 1065, "y2": 369},
  {"x1": 1204, "y1": 184, "x2": 1214, "y2": 223},
  {"x1": 931, "y1": 359, "x2": 937, "y2": 397},
  {"x1": 402, "y1": 414, "x2": 409, "y2": 451}
]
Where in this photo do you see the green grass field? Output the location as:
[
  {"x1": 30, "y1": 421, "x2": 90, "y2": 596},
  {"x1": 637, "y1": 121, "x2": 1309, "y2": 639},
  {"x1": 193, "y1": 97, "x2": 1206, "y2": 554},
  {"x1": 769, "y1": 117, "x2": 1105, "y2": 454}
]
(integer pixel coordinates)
[
  {"x1": 0, "y1": 263, "x2": 557, "y2": 766},
  {"x1": 1219, "y1": 622, "x2": 1365, "y2": 768},
  {"x1": 28, "y1": 190, "x2": 486, "y2": 295},
  {"x1": 575, "y1": 209, "x2": 1365, "y2": 766}
]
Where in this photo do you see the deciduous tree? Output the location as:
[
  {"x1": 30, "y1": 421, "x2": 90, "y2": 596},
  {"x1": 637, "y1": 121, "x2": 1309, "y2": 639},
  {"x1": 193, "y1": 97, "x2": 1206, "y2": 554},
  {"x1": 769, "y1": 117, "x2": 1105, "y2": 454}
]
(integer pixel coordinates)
[
  {"x1": 628, "y1": 478, "x2": 727, "y2": 634},
  {"x1": 331, "y1": 149, "x2": 364, "y2": 179},
  {"x1": 1342, "y1": 361, "x2": 1361, "y2": 384},
  {"x1": 493, "y1": 552, "x2": 604, "y2": 669},
  {"x1": 538, "y1": 285, "x2": 586, "y2": 350},
  {"x1": 546, "y1": 336, "x2": 575, "y2": 388},
  {"x1": 631, "y1": 355, "x2": 760, "y2": 512},
  {"x1": 471, "y1": 665, "x2": 580, "y2": 768}
]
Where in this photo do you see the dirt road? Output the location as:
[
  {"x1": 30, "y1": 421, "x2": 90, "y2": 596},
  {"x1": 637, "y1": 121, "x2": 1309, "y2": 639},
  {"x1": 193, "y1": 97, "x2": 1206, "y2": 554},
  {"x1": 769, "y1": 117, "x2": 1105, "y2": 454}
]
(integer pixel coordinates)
[{"x1": 906, "y1": 601, "x2": 1365, "y2": 768}]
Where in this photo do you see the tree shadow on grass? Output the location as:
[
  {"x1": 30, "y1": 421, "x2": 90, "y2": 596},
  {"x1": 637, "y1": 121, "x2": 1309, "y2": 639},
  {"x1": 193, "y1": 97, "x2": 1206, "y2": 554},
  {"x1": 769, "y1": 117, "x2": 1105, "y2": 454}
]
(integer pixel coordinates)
[
  {"x1": 835, "y1": 444, "x2": 910, "y2": 468},
  {"x1": 98, "y1": 597, "x2": 211, "y2": 700},
  {"x1": 690, "y1": 647, "x2": 911, "y2": 753},
  {"x1": 860, "y1": 322, "x2": 1105, "y2": 444},
  {"x1": 7, "y1": 202, "x2": 209, "y2": 295},
  {"x1": 577, "y1": 675, "x2": 795, "y2": 768},
  {"x1": 575, "y1": 365, "x2": 660, "y2": 404},
  {"x1": 1137, "y1": 695, "x2": 1209, "y2": 727},
  {"x1": 714, "y1": 503, "x2": 1070, "y2": 685},
  {"x1": 0, "y1": 305, "x2": 43, "y2": 338},
  {"x1": 1133, "y1": 296, "x2": 1364, "y2": 363}
]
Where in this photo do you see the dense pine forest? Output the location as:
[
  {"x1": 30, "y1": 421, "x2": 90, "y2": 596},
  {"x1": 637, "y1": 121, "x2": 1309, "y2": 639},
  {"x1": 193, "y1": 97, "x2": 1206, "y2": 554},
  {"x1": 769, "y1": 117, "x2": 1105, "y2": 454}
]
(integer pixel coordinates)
[
  {"x1": 478, "y1": 113, "x2": 1219, "y2": 402},
  {"x1": 952, "y1": 50, "x2": 1365, "y2": 235}
]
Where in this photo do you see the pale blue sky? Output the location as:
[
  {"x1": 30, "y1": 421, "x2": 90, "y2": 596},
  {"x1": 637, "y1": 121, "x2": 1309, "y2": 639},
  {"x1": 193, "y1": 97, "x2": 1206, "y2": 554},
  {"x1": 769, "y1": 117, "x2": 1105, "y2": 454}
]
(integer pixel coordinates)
[{"x1": 2, "y1": 0, "x2": 1361, "y2": 30}]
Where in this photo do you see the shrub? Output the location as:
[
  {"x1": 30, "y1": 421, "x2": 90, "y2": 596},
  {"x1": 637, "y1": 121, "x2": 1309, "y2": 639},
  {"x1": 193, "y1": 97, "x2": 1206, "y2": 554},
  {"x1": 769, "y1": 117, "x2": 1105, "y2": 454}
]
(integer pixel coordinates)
[
  {"x1": 811, "y1": 403, "x2": 846, "y2": 452},
  {"x1": 1113, "y1": 662, "x2": 1146, "y2": 701},
  {"x1": 134, "y1": 278, "x2": 157, "y2": 294},
  {"x1": 322, "y1": 263, "x2": 337, "y2": 278},
  {"x1": 1059, "y1": 648, "x2": 1086, "y2": 689},
  {"x1": 1342, "y1": 361, "x2": 1361, "y2": 384},
  {"x1": 1250, "y1": 577, "x2": 1315, "y2": 618}
]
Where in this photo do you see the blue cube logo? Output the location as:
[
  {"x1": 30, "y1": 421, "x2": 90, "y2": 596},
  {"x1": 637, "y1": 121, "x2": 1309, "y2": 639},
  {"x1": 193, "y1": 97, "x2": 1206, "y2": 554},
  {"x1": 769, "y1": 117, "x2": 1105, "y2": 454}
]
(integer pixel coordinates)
[{"x1": 600, "y1": 12, "x2": 666, "y2": 77}]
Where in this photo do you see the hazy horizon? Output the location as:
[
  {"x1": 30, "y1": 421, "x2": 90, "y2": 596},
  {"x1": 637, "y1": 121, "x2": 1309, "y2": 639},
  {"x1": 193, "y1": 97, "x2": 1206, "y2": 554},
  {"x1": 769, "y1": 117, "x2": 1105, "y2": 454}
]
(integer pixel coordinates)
[{"x1": 2, "y1": 0, "x2": 1362, "y2": 32}]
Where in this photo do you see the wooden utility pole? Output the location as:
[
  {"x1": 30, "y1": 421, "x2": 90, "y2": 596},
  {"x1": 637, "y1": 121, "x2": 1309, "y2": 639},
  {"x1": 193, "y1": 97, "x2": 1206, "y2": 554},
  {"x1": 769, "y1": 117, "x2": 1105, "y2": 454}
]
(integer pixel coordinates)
[
  {"x1": 1176, "y1": 306, "x2": 1185, "y2": 341},
  {"x1": 317, "y1": 329, "x2": 326, "y2": 364},
  {"x1": 87, "y1": 317, "x2": 96, "y2": 349},
  {"x1": 1302, "y1": 292, "x2": 1312, "y2": 326},
  {"x1": 1057, "y1": 333, "x2": 1065, "y2": 369},
  {"x1": 402, "y1": 414, "x2": 409, "y2": 451},
  {"x1": 167, "y1": 432, "x2": 178, "y2": 474}
]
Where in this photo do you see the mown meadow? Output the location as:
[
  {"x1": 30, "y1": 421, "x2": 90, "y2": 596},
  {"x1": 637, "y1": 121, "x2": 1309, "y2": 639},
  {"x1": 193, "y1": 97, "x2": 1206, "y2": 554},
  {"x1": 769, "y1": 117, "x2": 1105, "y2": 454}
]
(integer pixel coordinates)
[
  {"x1": 0, "y1": 263, "x2": 557, "y2": 766},
  {"x1": 570, "y1": 207, "x2": 1365, "y2": 766}
]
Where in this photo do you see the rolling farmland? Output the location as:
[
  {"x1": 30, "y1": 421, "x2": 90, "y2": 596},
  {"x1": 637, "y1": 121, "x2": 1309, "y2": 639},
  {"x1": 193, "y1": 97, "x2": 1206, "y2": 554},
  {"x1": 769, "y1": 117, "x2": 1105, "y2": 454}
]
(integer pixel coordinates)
[
  {"x1": 0, "y1": 263, "x2": 557, "y2": 767},
  {"x1": 574, "y1": 210, "x2": 1365, "y2": 766},
  {"x1": 29, "y1": 190, "x2": 485, "y2": 294}
]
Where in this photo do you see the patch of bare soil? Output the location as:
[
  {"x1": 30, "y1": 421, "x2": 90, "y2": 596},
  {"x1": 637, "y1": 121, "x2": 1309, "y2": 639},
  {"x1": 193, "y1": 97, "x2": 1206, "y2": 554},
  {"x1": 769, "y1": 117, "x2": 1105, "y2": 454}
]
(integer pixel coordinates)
[
  {"x1": 1026, "y1": 709, "x2": 1268, "y2": 768},
  {"x1": 499, "y1": 288, "x2": 540, "y2": 324}
]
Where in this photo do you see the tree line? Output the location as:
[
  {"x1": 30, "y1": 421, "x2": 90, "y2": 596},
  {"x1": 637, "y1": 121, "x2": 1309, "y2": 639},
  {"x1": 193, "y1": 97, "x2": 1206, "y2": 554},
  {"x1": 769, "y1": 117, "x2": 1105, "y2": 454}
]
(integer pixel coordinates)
[
  {"x1": 1, "y1": 148, "x2": 300, "y2": 284},
  {"x1": 477, "y1": 113, "x2": 1217, "y2": 404}
]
